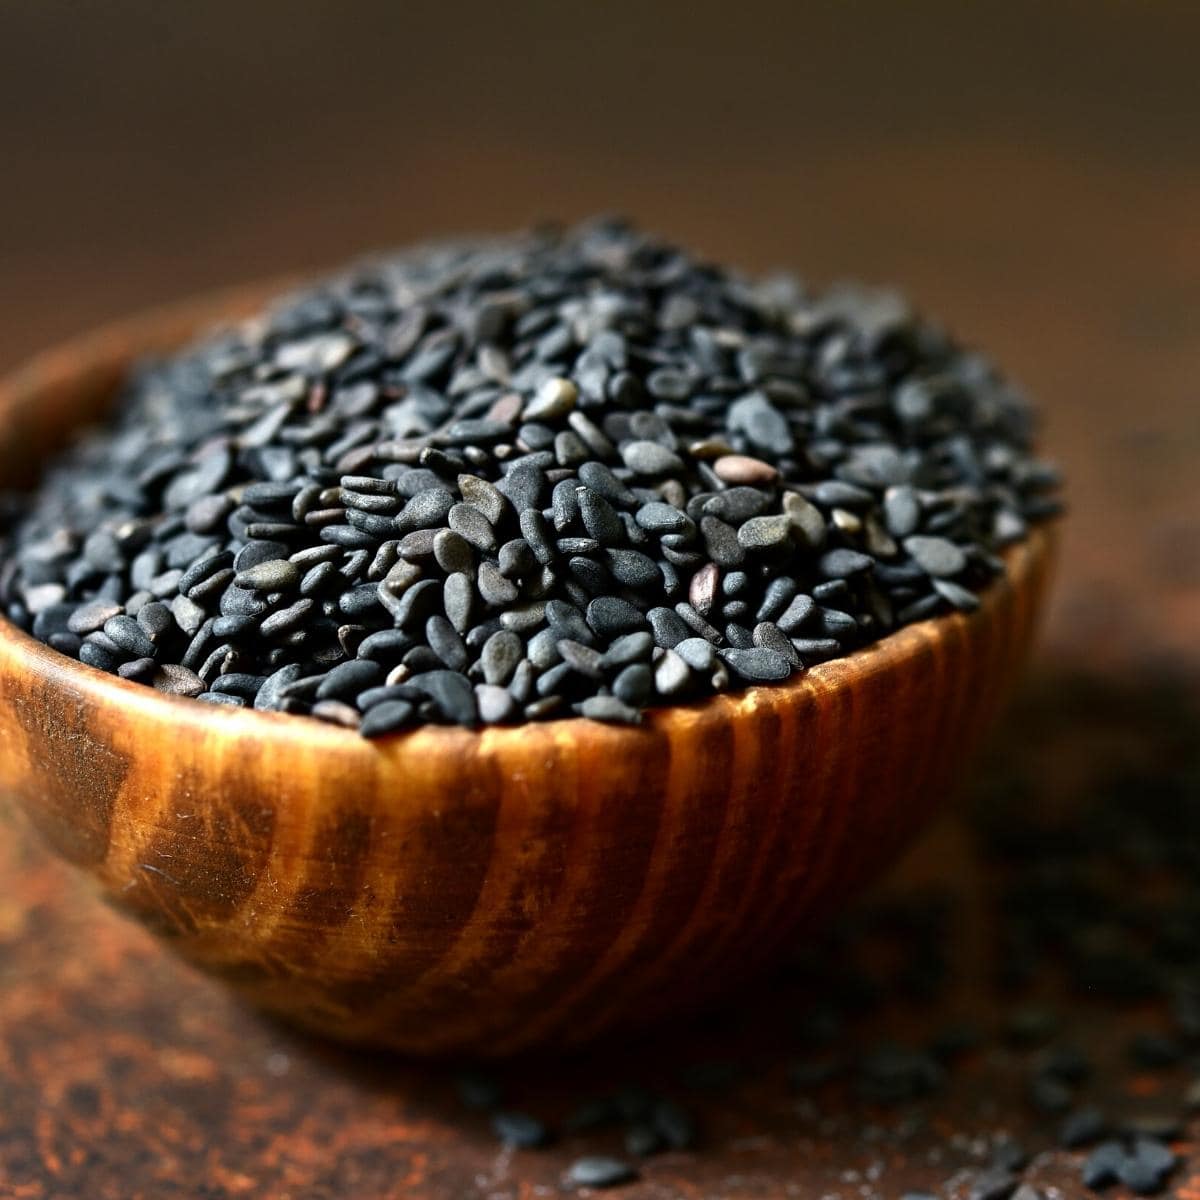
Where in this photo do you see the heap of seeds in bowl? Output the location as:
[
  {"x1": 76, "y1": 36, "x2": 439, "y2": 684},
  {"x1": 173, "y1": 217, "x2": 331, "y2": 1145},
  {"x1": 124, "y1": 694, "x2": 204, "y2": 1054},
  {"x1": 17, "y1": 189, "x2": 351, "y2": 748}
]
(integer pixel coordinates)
[{"x1": 0, "y1": 220, "x2": 1060, "y2": 734}]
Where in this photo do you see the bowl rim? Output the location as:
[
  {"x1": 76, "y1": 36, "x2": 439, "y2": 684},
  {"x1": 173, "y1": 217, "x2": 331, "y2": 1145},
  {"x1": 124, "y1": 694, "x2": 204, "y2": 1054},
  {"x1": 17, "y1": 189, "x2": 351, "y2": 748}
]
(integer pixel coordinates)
[{"x1": 0, "y1": 284, "x2": 1055, "y2": 753}]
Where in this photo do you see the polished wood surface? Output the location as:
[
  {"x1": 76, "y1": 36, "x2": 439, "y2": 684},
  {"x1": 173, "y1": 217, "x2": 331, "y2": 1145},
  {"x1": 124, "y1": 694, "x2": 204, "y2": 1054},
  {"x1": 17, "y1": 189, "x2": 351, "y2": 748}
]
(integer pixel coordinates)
[{"x1": 0, "y1": 297, "x2": 1053, "y2": 1055}]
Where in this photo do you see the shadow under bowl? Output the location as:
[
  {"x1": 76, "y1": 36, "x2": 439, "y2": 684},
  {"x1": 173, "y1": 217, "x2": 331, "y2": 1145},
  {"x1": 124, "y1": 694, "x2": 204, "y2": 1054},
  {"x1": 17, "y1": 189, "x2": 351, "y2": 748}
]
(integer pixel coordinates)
[{"x1": 0, "y1": 284, "x2": 1055, "y2": 1056}]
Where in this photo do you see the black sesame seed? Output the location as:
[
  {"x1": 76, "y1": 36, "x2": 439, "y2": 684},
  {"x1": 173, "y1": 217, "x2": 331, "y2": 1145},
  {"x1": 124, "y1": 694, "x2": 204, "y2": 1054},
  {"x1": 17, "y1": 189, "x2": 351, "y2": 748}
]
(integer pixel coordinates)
[
  {"x1": 117, "y1": 655, "x2": 157, "y2": 681},
  {"x1": 674, "y1": 602, "x2": 721, "y2": 643},
  {"x1": 558, "y1": 639, "x2": 605, "y2": 679},
  {"x1": 315, "y1": 659, "x2": 382, "y2": 701},
  {"x1": 647, "y1": 606, "x2": 689, "y2": 649},
  {"x1": 3, "y1": 222, "x2": 1055, "y2": 733},
  {"x1": 587, "y1": 596, "x2": 647, "y2": 638},
  {"x1": 612, "y1": 663, "x2": 653, "y2": 706},
  {"x1": 604, "y1": 631, "x2": 654, "y2": 666},
  {"x1": 359, "y1": 699, "x2": 416, "y2": 737},
  {"x1": 102, "y1": 614, "x2": 155, "y2": 659},
  {"x1": 700, "y1": 517, "x2": 745, "y2": 568},
  {"x1": 408, "y1": 669, "x2": 478, "y2": 725},
  {"x1": 719, "y1": 647, "x2": 793, "y2": 683}
]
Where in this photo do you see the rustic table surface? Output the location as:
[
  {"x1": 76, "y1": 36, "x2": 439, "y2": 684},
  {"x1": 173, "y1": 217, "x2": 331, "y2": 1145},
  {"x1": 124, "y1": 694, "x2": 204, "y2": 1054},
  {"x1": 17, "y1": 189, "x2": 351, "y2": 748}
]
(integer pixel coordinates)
[{"x1": 1, "y1": 3, "x2": 1199, "y2": 1197}]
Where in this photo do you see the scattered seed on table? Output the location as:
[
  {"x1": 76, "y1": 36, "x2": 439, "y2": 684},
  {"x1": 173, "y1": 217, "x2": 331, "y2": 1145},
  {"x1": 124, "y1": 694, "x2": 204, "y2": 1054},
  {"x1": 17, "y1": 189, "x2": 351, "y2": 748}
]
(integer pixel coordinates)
[
  {"x1": 491, "y1": 1111, "x2": 551, "y2": 1149},
  {"x1": 564, "y1": 1157, "x2": 638, "y2": 1189},
  {"x1": 1059, "y1": 1106, "x2": 1107, "y2": 1148},
  {"x1": 967, "y1": 1169, "x2": 1019, "y2": 1200}
]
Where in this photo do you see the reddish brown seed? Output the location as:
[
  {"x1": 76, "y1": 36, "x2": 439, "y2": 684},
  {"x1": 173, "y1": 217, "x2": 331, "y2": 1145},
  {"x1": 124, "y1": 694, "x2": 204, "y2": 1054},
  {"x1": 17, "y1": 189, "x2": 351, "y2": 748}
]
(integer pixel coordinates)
[
  {"x1": 688, "y1": 438, "x2": 735, "y2": 460},
  {"x1": 713, "y1": 455, "x2": 779, "y2": 485},
  {"x1": 486, "y1": 392, "x2": 523, "y2": 424},
  {"x1": 310, "y1": 699, "x2": 362, "y2": 728},
  {"x1": 689, "y1": 562, "x2": 720, "y2": 615}
]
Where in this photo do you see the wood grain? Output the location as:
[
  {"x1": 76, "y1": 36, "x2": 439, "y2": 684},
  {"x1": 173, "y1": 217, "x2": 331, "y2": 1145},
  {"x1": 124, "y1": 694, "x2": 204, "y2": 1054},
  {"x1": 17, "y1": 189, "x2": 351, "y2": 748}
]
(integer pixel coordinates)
[{"x1": 0, "y1": 296, "x2": 1054, "y2": 1055}]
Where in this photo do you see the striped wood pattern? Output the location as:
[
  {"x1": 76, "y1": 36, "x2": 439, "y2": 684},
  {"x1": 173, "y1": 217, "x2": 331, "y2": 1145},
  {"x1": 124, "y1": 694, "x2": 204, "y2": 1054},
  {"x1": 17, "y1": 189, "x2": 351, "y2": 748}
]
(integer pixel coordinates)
[{"x1": 0, "y1": 294, "x2": 1055, "y2": 1055}]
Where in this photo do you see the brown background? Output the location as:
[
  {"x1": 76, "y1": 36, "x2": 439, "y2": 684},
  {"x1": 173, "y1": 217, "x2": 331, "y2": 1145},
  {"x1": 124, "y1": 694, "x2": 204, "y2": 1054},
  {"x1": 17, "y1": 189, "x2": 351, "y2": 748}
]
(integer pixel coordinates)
[{"x1": 1, "y1": 3, "x2": 1199, "y2": 1197}]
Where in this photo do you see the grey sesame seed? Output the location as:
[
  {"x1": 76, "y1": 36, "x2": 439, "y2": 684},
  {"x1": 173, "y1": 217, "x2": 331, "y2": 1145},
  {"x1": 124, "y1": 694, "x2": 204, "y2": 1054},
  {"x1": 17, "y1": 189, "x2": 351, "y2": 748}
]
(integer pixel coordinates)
[
  {"x1": 819, "y1": 548, "x2": 874, "y2": 578},
  {"x1": 558, "y1": 639, "x2": 605, "y2": 679},
  {"x1": 67, "y1": 599, "x2": 123, "y2": 635},
  {"x1": 654, "y1": 649, "x2": 692, "y2": 697},
  {"x1": 457, "y1": 474, "x2": 507, "y2": 525},
  {"x1": 578, "y1": 695, "x2": 641, "y2": 725},
  {"x1": 475, "y1": 683, "x2": 518, "y2": 724},
  {"x1": 447, "y1": 502, "x2": 497, "y2": 552},
  {"x1": 620, "y1": 440, "x2": 684, "y2": 476},
  {"x1": 738, "y1": 514, "x2": 793, "y2": 552},
  {"x1": 603, "y1": 631, "x2": 654, "y2": 666},
  {"x1": 635, "y1": 501, "x2": 693, "y2": 536},
  {"x1": 782, "y1": 492, "x2": 827, "y2": 548},
  {"x1": 481, "y1": 630, "x2": 523, "y2": 685},
  {"x1": 564, "y1": 1156, "x2": 638, "y2": 1188},
  {"x1": 587, "y1": 596, "x2": 647, "y2": 638},
  {"x1": 904, "y1": 535, "x2": 968, "y2": 577},
  {"x1": 442, "y1": 573, "x2": 474, "y2": 634}
]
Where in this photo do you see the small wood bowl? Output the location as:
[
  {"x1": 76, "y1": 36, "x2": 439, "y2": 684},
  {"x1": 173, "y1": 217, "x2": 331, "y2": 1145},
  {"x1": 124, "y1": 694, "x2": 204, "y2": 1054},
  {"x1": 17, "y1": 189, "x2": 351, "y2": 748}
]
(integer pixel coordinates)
[{"x1": 0, "y1": 286, "x2": 1055, "y2": 1056}]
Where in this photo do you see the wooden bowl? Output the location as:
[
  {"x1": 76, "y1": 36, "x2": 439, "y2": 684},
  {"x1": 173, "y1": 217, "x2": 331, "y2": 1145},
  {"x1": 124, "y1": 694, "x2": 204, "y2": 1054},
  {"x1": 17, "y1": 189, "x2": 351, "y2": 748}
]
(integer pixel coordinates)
[{"x1": 0, "y1": 286, "x2": 1055, "y2": 1056}]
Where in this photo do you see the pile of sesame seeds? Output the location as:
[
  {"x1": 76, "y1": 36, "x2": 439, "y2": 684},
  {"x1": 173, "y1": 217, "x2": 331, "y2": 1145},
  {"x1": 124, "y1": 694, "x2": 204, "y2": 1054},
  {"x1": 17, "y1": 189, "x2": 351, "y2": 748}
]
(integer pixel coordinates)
[{"x1": 0, "y1": 220, "x2": 1059, "y2": 732}]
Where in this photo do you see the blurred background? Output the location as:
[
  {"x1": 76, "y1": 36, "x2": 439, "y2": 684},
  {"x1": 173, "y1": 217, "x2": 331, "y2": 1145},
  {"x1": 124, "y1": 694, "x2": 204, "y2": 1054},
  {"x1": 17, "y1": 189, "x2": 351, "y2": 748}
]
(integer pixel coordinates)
[{"x1": 2, "y1": 0, "x2": 1198, "y2": 668}]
